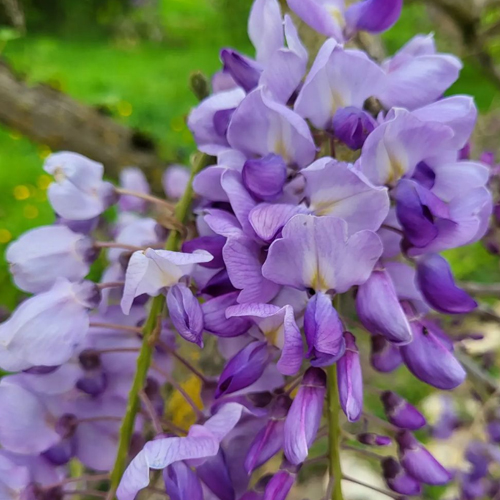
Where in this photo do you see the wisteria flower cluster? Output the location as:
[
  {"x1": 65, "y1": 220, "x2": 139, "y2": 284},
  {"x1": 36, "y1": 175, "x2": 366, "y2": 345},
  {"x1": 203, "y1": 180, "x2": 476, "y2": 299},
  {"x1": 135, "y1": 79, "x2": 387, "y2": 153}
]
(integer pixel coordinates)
[{"x1": 0, "y1": 0, "x2": 496, "y2": 499}]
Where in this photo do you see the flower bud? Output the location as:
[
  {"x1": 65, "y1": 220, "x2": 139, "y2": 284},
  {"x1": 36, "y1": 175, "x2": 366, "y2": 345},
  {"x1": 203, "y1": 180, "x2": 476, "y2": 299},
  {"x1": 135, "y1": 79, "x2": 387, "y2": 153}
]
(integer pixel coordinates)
[
  {"x1": 337, "y1": 332, "x2": 363, "y2": 422},
  {"x1": 381, "y1": 391, "x2": 426, "y2": 430},
  {"x1": 215, "y1": 341, "x2": 272, "y2": 398},
  {"x1": 382, "y1": 457, "x2": 422, "y2": 496},
  {"x1": 245, "y1": 395, "x2": 291, "y2": 473},
  {"x1": 416, "y1": 253, "x2": 477, "y2": 314},
  {"x1": 220, "y1": 49, "x2": 262, "y2": 93},
  {"x1": 196, "y1": 450, "x2": 235, "y2": 500},
  {"x1": 400, "y1": 320, "x2": 466, "y2": 390},
  {"x1": 357, "y1": 433, "x2": 392, "y2": 446},
  {"x1": 356, "y1": 270, "x2": 412, "y2": 345},
  {"x1": 164, "y1": 461, "x2": 203, "y2": 500},
  {"x1": 284, "y1": 367, "x2": 326, "y2": 465},
  {"x1": 332, "y1": 107, "x2": 376, "y2": 150},
  {"x1": 202, "y1": 292, "x2": 251, "y2": 338},
  {"x1": 370, "y1": 336, "x2": 403, "y2": 373},
  {"x1": 396, "y1": 431, "x2": 452, "y2": 485},
  {"x1": 6, "y1": 225, "x2": 95, "y2": 294},
  {"x1": 263, "y1": 470, "x2": 295, "y2": 500},
  {"x1": 167, "y1": 283, "x2": 204, "y2": 347},
  {"x1": 304, "y1": 292, "x2": 345, "y2": 367},
  {"x1": 242, "y1": 154, "x2": 287, "y2": 201}
]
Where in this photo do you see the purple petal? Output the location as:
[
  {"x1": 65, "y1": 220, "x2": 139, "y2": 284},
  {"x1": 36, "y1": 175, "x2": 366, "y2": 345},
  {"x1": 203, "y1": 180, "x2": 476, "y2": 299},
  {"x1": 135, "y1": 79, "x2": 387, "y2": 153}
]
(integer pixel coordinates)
[
  {"x1": 287, "y1": 0, "x2": 344, "y2": 40},
  {"x1": 182, "y1": 236, "x2": 226, "y2": 269},
  {"x1": 221, "y1": 169, "x2": 258, "y2": 238},
  {"x1": 284, "y1": 367, "x2": 326, "y2": 464},
  {"x1": 356, "y1": 270, "x2": 412, "y2": 345},
  {"x1": 249, "y1": 203, "x2": 308, "y2": 242},
  {"x1": 304, "y1": 292, "x2": 345, "y2": 367},
  {"x1": 117, "y1": 403, "x2": 244, "y2": 500},
  {"x1": 248, "y1": 0, "x2": 284, "y2": 65},
  {"x1": 260, "y1": 15, "x2": 308, "y2": 104},
  {"x1": 227, "y1": 88, "x2": 316, "y2": 168},
  {"x1": 360, "y1": 110, "x2": 454, "y2": 186},
  {"x1": 167, "y1": 284, "x2": 204, "y2": 347},
  {"x1": 333, "y1": 107, "x2": 377, "y2": 150},
  {"x1": 44, "y1": 152, "x2": 115, "y2": 220},
  {"x1": 303, "y1": 159, "x2": 390, "y2": 233},
  {"x1": 416, "y1": 253, "x2": 477, "y2": 314},
  {"x1": 216, "y1": 342, "x2": 271, "y2": 398},
  {"x1": 263, "y1": 470, "x2": 295, "y2": 500},
  {"x1": 226, "y1": 302, "x2": 303, "y2": 375},
  {"x1": 164, "y1": 461, "x2": 203, "y2": 500},
  {"x1": 242, "y1": 154, "x2": 287, "y2": 201},
  {"x1": 382, "y1": 457, "x2": 422, "y2": 496},
  {"x1": 345, "y1": 0, "x2": 402, "y2": 34},
  {"x1": 6, "y1": 225, "x2": 93, "y2": 294},
  {"x1": 163, "y1": 165, "x2": 191, "y2": 200},
  {"x1": 221, "y1": 49, "x2": 262, "y2": 93},
  {"x1": 381, "y1": 391, "x2": 426, "y2": 431},
  {"x1": 400, "y1": 321, "x2": 466, "y2": 390},
  {"x1": 412, "y1": 96, "x2": 477, "y2": 150},
  {"x1": 370, "y1": 335, "x2": 403, "y2": 373},
  {"x1": 0, "y1": 279, "x2": 95, "y2": 371},
  {"x1": 187, "y1": 89, "x2": 245, "y2": 155},
  {"x1": 223, "y1": 237, "x2": 280, "y2": 303},
  {"x1": 337, "y1": 332, "x2": 363, "y2": 422},
  {"x1": 0, "y1": 382, "x2": 59, "y2": 454},
  {"x1": 119, "y1": 167, "x2": 150, "y2": 212},
  {"x1": 245, "y1": 418, "x2": 285, "y2": 473},
  {"x1": 202, "y1": 292, "x2": 252, "y2": 338},
  {"x1": 263, "y1": 215, "x2": 382, "y2": 293},
  {"x1": 397, "y1": 431, "x2": 452, "y2": 485},
  {"x1": 295, "y1": 41, "x2": 385, "y2": 129},
  {"x1": 379, "y1": 40, "x2": 462, "y2": 110},
  {"x1": 196, "y1": 450, "x2": 235, "y2": 500}
]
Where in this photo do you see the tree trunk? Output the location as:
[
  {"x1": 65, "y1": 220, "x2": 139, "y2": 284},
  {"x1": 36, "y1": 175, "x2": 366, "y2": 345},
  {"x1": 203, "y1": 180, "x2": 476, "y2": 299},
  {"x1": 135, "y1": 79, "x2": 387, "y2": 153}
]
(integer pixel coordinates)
[{"x1": 0, "y1": 59, "x2": 168, "y2": 176}]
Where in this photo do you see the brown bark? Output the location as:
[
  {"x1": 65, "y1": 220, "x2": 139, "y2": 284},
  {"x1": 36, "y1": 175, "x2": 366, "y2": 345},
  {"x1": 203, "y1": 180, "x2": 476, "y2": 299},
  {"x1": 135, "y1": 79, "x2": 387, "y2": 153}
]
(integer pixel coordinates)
[{"x1": 0, "y1": 59, "x2": 167, "y2": 176}]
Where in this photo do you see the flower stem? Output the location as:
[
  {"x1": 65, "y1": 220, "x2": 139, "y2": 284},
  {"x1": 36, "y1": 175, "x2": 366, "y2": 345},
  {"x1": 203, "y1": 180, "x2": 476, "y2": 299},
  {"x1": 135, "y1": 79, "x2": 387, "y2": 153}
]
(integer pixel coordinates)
[
  {"x1": 327, "y1": 363, "x2": 344, "y2": 500},
  {"x1": 106, "y1": 153, "x2": 210, "y2": 499}
]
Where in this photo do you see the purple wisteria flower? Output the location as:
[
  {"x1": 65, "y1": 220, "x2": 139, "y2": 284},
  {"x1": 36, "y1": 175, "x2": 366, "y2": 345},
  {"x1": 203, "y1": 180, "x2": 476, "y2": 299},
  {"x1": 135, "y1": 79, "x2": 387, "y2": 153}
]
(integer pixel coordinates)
[{"x1": 0, "y1": 1, "x2": 492, "y2": 499}]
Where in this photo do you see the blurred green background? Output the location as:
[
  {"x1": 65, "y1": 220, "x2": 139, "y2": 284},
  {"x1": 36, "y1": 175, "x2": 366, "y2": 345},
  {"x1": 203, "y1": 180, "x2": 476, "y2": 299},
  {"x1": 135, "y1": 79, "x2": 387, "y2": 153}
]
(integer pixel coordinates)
[{"x1": 0, "y1": 0, "x2": 499, "y2": 309}]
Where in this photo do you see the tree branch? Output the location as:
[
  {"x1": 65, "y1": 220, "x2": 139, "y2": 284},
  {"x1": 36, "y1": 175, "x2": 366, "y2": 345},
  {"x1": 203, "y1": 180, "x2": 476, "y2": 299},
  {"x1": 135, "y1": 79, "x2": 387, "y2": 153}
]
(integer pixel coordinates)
[{"x1": 0, "y1": 58, "x2": 168, "y2": 176}]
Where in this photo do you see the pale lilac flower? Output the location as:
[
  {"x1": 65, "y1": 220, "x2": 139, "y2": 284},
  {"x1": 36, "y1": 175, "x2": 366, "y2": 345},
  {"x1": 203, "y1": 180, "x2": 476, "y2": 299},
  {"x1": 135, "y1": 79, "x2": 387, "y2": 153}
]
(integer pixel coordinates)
[
  {"x1": 118, "y1": 167, "x2": 150, "y2": 212},
  {"x1": 6, "y1": 225, "x2": 95, "y2": 293},
  {"x1": 117, "y1": 403, "x2": 244, "y2": 500},
  {"x1": 263, "y1": 215, "x2": 383, "y2": 293},
  {"x1": 0, "y1": 279, "x2": 98, "y2": 371},
  {"x1": 44, "y1": 152, "x2": 116, "y2": 220},
  {"x1": 294, "y1": 40, "x2": 385, "y2": 129},
  {"x1": 121, "y1": 248, "x2": 213, "y2": 314}
]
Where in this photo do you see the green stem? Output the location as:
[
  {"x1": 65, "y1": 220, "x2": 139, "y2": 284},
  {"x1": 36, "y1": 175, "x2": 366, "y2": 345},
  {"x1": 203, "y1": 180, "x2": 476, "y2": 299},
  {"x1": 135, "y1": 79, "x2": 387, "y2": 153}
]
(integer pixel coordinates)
[
  {"x1": 327, "y1": 364, "x2": 344, "y2": 500},
  {"x1": 107, "y1": 153, "x2": 209, "y2": 498}
]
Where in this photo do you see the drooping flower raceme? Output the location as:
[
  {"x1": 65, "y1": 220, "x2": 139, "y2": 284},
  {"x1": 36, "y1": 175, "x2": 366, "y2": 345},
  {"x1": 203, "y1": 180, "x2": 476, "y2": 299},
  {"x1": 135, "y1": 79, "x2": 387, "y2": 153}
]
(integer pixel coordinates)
[{"x1": 0, "y1": 0, "x2": 494, "y2": 499}]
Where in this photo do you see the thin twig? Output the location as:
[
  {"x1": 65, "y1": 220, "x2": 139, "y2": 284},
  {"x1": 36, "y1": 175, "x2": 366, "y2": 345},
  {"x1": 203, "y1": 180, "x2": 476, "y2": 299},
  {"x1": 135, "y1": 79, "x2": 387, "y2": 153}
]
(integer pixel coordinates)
[
  {"x1": 89, "y1": 322, "x2": 142, "y2": 334},
  {"x1": 461, "y1": 282, "x2": 500, "y2": 297},
  {"x1": 64, "y1": 491, "x2": 107, "y2": 498},
  {"x1": 94, "y1": 241, "x2": 144, "y2": 252},
  {"x1": 342, "y1": 444, "x2": 386, "y2": 461},
  {"x1": 156, "y1": 340, "x2": 208, "y2": 384},
  {"x1": 43, "y1": 474, "x2": 109, "y2": 490},
  {"x1": 97, "y1": 282, "x2": 125, "y2": 290},
  {"x1": 342, "y1": 474, "x2": 400, "y2": 499},
  {"x1": 115, "y1": 187, "x2": 176, "y2": 211},
  {"x1": 139, "y1": 390, "x2": 163, "y2": 434}
]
